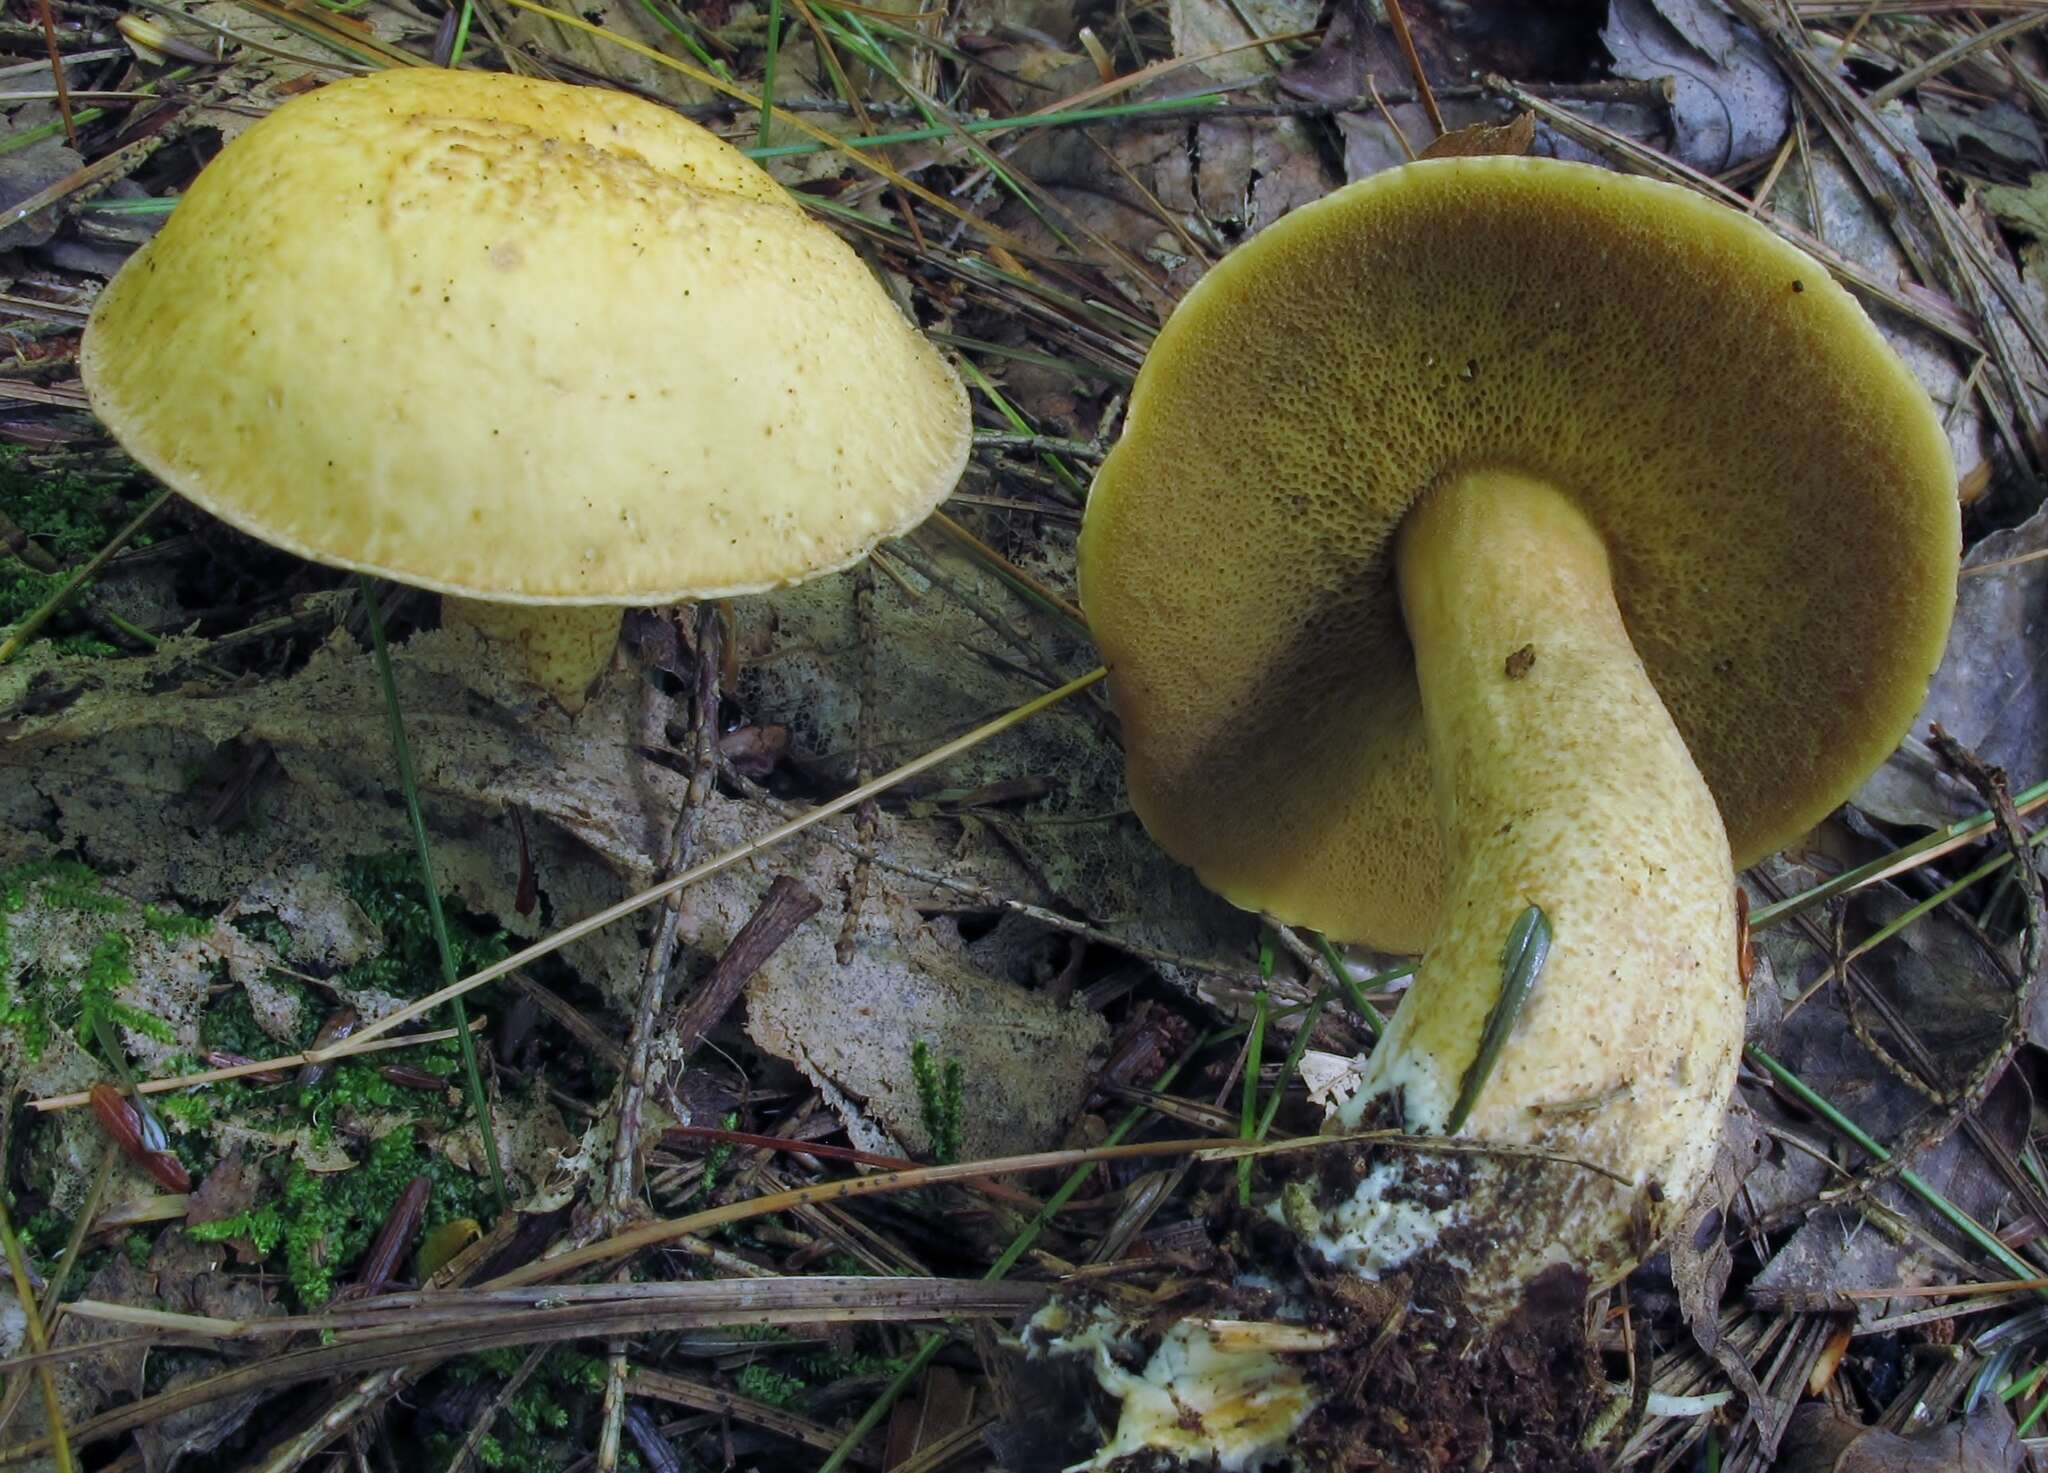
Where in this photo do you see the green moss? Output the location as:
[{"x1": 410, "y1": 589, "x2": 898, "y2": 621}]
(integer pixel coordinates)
[
  {"x1": 0, "y1": 448, "x2": 138, "y2": 562},
  {"x1": 192, "y1": 1124, "x2": 488, "y2": 1309},
  {"x1": 0, "y1": 861, "x2": 181, "y2": 1061},
  {"x1": 337, "y1": 854, "x2": 509, "y2": 1001},
  {"x1": 0, "y1": 446, "x2": 156, "y2": 638},
  {"x1": 201, "y1": 979, "x2": 314, "y2": 1057},
  {"x1": 143, "y1": 905, "x2": 211, "y2": 942},
  {"x1": 736, "y1": 1362, "x2": 809, "y2": 1408},
  {"x1": 437, "y1": 1348, "x2": 609, "y2": 1470},
  {"x1": 911, "y1": 1039, "x2": 964, "y2": 1165},
  {"x1": 691, "y1": 1111, "x2": 740, "y2": 1205}
]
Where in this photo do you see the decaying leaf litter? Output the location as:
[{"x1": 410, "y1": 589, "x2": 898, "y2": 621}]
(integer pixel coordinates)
[{"x1": 0, "y1": 0, "x2": 2044, "y2": 1468}]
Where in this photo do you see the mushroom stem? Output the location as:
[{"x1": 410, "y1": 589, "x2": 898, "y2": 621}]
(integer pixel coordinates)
[
  {"x1": 440, "y1": 597, "x2": 622, "y2": 713},
  {"x1": 1333, "y1": 470, "x2": 1743, "y2": 1305}
]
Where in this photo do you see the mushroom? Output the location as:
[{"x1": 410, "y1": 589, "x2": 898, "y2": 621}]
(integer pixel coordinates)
[
  {"x1": 81, "y1": 67, "x2": 969, "y2": 709},
  {"x1": 1079, "y1": 157, "x2": 1958, "y2": 1309}
]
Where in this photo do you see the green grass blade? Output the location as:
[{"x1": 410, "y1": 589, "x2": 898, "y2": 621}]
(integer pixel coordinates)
[
  {"x1": 1746, "y1": 1043, "x2": 2042, "y2": 1294},
  {"x1": 1238, "y1": 989, "x2": 1267, "y2": 1205},
  {"x1": 357, "y1": 576, "x2": 508, "y2": 1212},
  {"x1": 819, "y1": 1034, "x2": 1209, "y2": 1473}
]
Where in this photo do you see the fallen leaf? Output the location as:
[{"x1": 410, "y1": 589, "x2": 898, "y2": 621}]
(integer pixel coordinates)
[
  {"x1": 1667, "y1": 1106, "x2": 1768, "y2": 1410},
  {"x1": 1918, "y1": 99, "x2": 2045, "y2": 171},
  {"x1": 1166, "y1": 0, "x2": 1320, "y2": 85},
  {"x1": 0, "y1": 135, "x2": 83, "y2": 250},
  {"x1": 1780, "y1": 1400, "x2": 2020, "y2": 1473},
  {"x1": 1982, "y1": 171, "x2": 2048, "y2": 240},
  {"x1": 1419, "y1": 112, "x2": 1535, "y2": 159},
  {"x1": 1602, "y1": 0, "x2": 1789, "y2": 170},
  {"x1": 1856, "y1": 502, "x2": 2048, "y2": 829},
  {"x1": 1744, "y1": 867, "x2": 2030, "y2": 1315},
  {"x1": 742, "y1": 886, "x2": 1109, "y2": 1161},
  {"x1": 186, "y1": 1147, "x2": 261, "y2": 1233}
]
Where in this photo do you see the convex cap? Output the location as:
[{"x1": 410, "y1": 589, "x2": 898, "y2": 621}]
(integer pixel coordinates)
[
  {"x1": 1079, "y1": 156, "x2": 1959, "y2": 953},
  {"x1": 82, "y1": 66, "x2": 971, "y2": 603}
]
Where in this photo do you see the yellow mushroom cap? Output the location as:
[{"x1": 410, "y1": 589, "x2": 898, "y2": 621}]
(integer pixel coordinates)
[
  {"x1": 81, "y1": 67, "x2": 970, "y2": 603},
  {"x1": 1079, "y1": 156, "x2": 1959, "y2": 953}
]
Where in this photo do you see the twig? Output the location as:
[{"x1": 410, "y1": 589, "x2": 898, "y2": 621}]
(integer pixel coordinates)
[
  {"x1": 31, "y1": 0, "x2": 75, "y2": 149},
  {"x1": 0, "y1": 489, "x2": 170, "y2": 664},
  {"x1": 30, "y1": 1022, "x2": 483, "y2": 1111},
  {"x1": 608, "y1": 606, "x2": 724, "y2": 1217},
  {"x1": 838, "y1": 562, "x2": 881, "y2": 963},
  {"x1": 663, "y1": 876, "x2": 823, "y2": 1065},
  {"x1": 447, "y1": 1346, "x2": 547, "y2": 1473},
  {"x1": 600, "y1": 606, "x2": 723, "y2": 1473},
  {"x1": 1800, "y1": 730, "x2": 2042, "y2": 1221},
  {"x1": 1867, "y1": 9, "x2": 2048, "y2": 105},
  {"x1": 1381, "y1": 0, "x2": 1443, "y2": 134}
]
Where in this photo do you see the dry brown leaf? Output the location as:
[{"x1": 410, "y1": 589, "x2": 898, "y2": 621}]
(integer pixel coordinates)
[
  {"x1": 1780, "y1": 1401, "x2": 2020, "y2": 1473},
  {"x1": 1419, "y1": 111, "x2": 1534, "y2": 159}
]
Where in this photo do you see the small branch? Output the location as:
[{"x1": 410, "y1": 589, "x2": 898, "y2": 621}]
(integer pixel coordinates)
[
  {"x1": 600, "y1": 606, "x2": 722, "y2": 1473},
  {"x1": 664, "y1": 875, "x2": 823, "y2": 1065}
]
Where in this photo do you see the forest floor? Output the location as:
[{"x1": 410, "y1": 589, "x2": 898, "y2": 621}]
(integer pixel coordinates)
[{"x1": 1, "y1": 0, "x2": 2047, "y2": 1470}]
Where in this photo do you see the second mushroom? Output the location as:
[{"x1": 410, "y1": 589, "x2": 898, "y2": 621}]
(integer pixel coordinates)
[{"x1": 1080, "y1": 157, "x2": 1958, "y2": 1311}]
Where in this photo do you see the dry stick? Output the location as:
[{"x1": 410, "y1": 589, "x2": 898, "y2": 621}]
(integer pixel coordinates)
[
  {"x1": 493, "y1": 1128, "x2": 1627, "y2": 1291},
  {"x1": 599, "y1": 607, "x2": 723, "y2": 1473},
  {"x1": 449, "y1": 1345, "x2": 548, "y2": 1473},
  {"x1": 927, "y1": 509, "x2": 1088, "y2": 629},
  {"x1": 1866, "y1": 8, "x2": 2048, "y2": 104},
  {"x1": 5, "y1": 1285, "x2": 1048, "y2": 1463},
  {"x1": 31, "y1": 0, "x2": 75, "y2": 149},
  {"x1": 1753, "y1": 1276, "x2": 2048, "y2": 1310},
  {"x1": 0, "y1": 1132, "x2": 1615, "y2": 1463},
  {"x1": 838, "y1": 562, "x2": 881, "y2": 964},
  {"x1": 31, "y1": 1022, "x2": 481, "y2": 1111},
  {"x1": 629, "y1": 1365, "x2": 873, "y2": 1464},
  {"x1": 1381, "y1": 0, "x2": 1444, "y2": 135},
  {"x1": 663, "y1": 876, "x2": 823, "y2": 1064}
]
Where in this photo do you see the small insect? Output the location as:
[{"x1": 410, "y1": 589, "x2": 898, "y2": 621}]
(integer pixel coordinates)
[
  {"x1": 89, "y1": 1083, "x2": 190, "y2": 1193},
  {"x1": 1504, "y1": 643, "x2": 1536, "y2": 680},
  {"x1": 297, "y1": 1006, "x2": 360, "y2": 1089}
]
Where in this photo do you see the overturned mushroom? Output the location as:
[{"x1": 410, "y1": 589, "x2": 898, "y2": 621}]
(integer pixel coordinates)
[
  {"x1": 82, "y1": 67, "x2": 969, "y2": 708},
  {"x1": 1069, "y1": 155, "x2": 1957, "y2": 1461}
]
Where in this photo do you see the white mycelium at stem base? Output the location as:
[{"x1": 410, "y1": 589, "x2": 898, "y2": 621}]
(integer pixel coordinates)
[{"x1": 1331, "y1": 471, "x2": 1744, "y2": 1300}]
